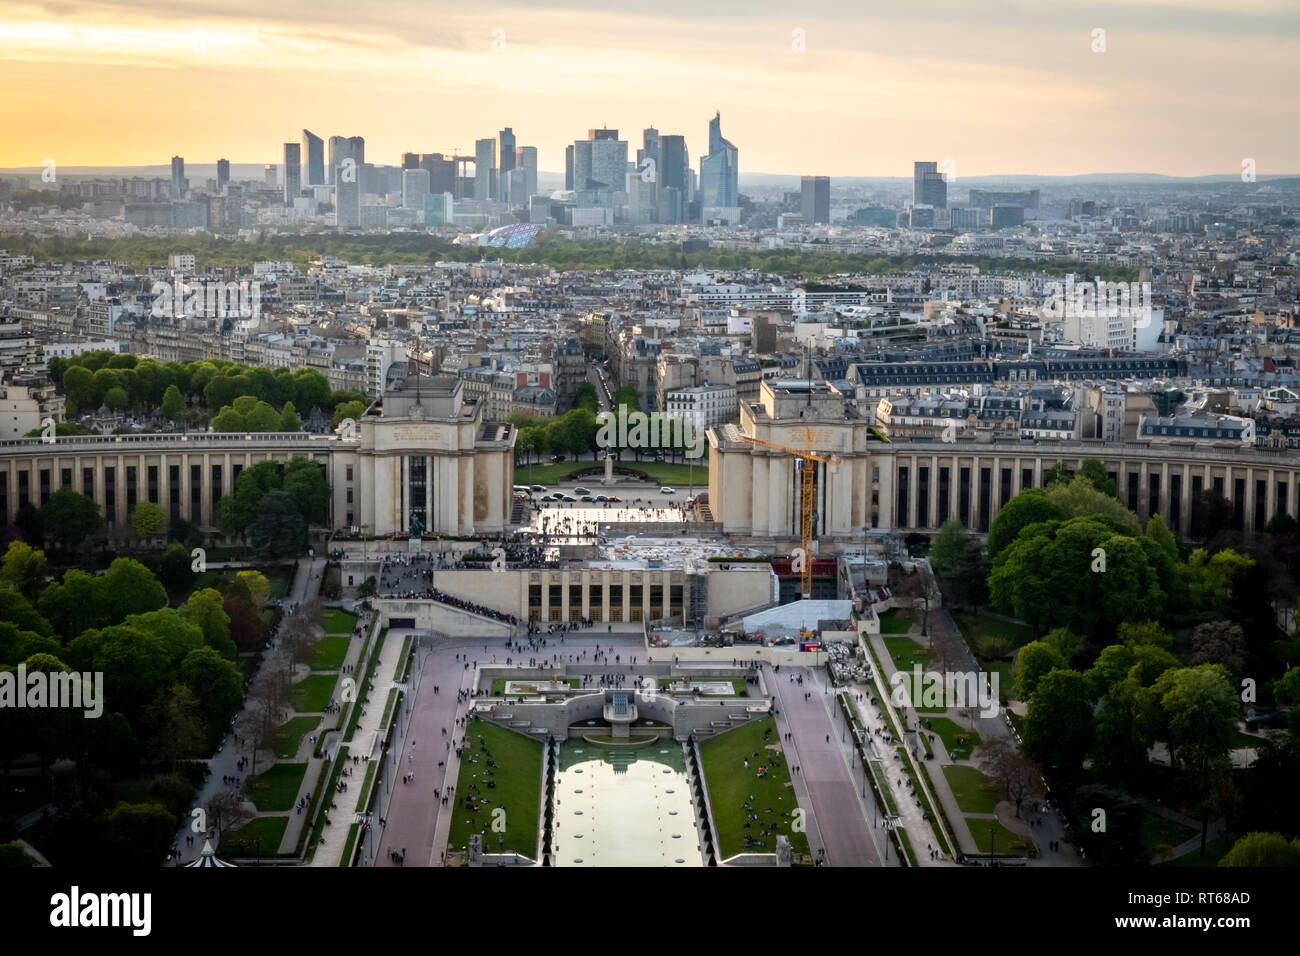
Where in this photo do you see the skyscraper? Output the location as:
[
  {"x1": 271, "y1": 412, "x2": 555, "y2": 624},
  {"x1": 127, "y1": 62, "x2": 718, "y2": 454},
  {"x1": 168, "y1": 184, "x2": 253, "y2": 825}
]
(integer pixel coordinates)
[
  {"x1": 475, "y1": 138, "x2": 496, "y2": 200},
  {"x1": 565, "y1": 145, "x2": 575, "y2": 191},
  {"x1": 283, "y1": 143, "x2": 301, "y2": 203},
  {"x1": 171, "y1": 156, "x2": 185, "y2": 197},
  {"x1": 402, "y1": 152, "x2": 421, "y2": 170},
  {"x1": 216, "y1": 158, "x2": 230, "y2": 190},
  {"x1": 302, "y1": 130, "x2": 325, "y2": 187},
  {"x1": 516, "y1": 145, "x2": 537, "y2": 201},
  {"x1": 337, "y1": 173, "x2": 360, "y2": 228},
  {"x1": 637, "y1": 128, "x2": 660, "y2": 221},
  {"x1": 658, "y1": 134, "x2": 689, "y2": 224},
  {"x1": 699, "y1": 112, "x2": 738, "y2": 221},
  {"x1": 801, "y1": 175, "x2": 830, "y2": 224},
  {"x1": 327, "y1": 136, "x2": 364, "y2": 185},
  {"x1": 498, "y1": 128, "x2": 516, "y2": 200},
  {"x1": 264, "y1": 164, "x2": 277, "y2": 187},
  {"x1": 402, "y1": 168, "x2": 430, "y2": 209},
  {"x1": 420, "y1": 153, "x2": 456, "y2": 196},
  {"x1": 573, "y1": 129, "x2": 626, "y2": 192},
  {"x1": 913, "y1": 161, "x2": 947, "y2": 209}
]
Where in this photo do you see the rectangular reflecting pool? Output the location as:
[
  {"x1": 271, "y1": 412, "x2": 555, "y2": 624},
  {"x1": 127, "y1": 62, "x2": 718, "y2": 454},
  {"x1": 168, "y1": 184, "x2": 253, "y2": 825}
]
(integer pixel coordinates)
[{"x1": 553, "y1": 741, "x2": 705, "y2": 867}]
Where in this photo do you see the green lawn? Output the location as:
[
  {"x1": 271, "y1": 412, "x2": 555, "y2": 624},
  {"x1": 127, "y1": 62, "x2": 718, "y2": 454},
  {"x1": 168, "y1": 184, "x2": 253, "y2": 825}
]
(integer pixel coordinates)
[
  {"x1": 270, "y1": 715, "x2": 320, "y2": 758},
  {"x1": 339, "y1": 823, "x2": 360, "y2": 866},
  {"x1": 967, "y1": 816, "x2": 1025, "y2": 855},
  {"x1": 292, "y1": 674, "x2": 339, "y2": 712},
  {"x1": 514, "y1": 458, "x2": 708, "y2": 488},
  {"x1": 266, "y1": 568, "x2": 293, "y2": 600},
  {"x1": 926, "y1": 717, "x2": 981, "y2": 760},
  {"x1": 883, "y1": 635, "x2": 928, "y2": 665},
  {"x1": 1157, "y1": 836, "x2": 1232, "y2": 868},
  {"x1": 699, "y1": 717, "x2": 811, "y2": 862},
  {"x1": 317, "y1": 608, "x2": 358, "y2": 636},
  {"x1": 877, "y1": 609, "x2": 914, "y2": 635},
  {"x1": 219, "y1": 816, "x2": 289, "y2": 857},
  {"x1": 942, "y1": 764, "x2": 1000, "y2": 814},
  {"x1": 952, "y1": 610, "x2": 1033, "y2": 650},
  {"x1": 446, "y1": 720, "x2": 544, "y2": 860},
  {"x1": 310, "y1": 635, "x2": 350, "y2": 670},
  {"x1": 392, "y1": 634, "x2": 412, "y2": 681},
  {"x1": 490, "y1": 677, "x2": 581, "y2": 695},
  {"x1": 657, "y1": 678, "x2": 750, "y2": 697},
  {"x1": 244, "y1": 762, "x2": 308, "y2": 812},
  {"x1": 1139, "y1": 811, "x2": 1198, "y2": 858}
]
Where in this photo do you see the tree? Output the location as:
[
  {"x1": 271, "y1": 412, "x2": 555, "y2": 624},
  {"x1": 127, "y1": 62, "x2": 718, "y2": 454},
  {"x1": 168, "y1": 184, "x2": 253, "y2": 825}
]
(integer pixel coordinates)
[
  {"x1": 42, "y1": 488, "x2": 102, "y2": 551},
  {"x1": 14, "y1": 501, "x2": 43, "y2": 545},
  {"x1": 1041, "y1": 627, "x2": 1085, "y2": 668},
  {"x1": 1022, "y1": 669, "x2": 1095, "y2": 777},
  {"x1": 1218, "y1": 832, "x2": 1300, "y2": 867},
  {"x1": 206, "y1": 790, "x2": 255, "y2": 845},
  {"x1": 1157, "y1": 665, "x2": 1239, "y2": 854},
  {"x1": 103, "y1": 386, "x2": 128, "y2": 410},
  {"x1": 279, "y1": 400, "x2": 302, "y2": 432},
  {"x1": 1189, "y1": 621, "x2": 1247, "y2": 682},
  {"x1": 157, "y1": 542, "x2": 197, "y2": 595},
  {"x1": 179, "y1": 646, "x2": 244, "y2": 747},
  {"x1": 281, "y1": 458, "x2": 330, "y2": 526},
  {"x1": 987, "y1": 489, "x2": 1066, "y2": 560},
  {"x1": 223, "y1": 594, "x2": 267, "y2": 652},
  {"x1": 976, "y1": 735, "x2": 1039, "y2": 818},
  {"x1": 130, "y1": 501, "x2": 169, "y2": 540},
  {"x1": 945, "y1": 541, "x2": 989, "y2": 609},
  {"x1": 332, "y1": 400, "x2": 366, "y2": 429},
  {"x1": 1077, "y1": 458, "x2": 1118, "y2": 498},
  {"x1": 0, "y1": 589, "x2": 53, "y2": 637},
  {"x1": 250, "y1": 491, "x2": 307, "y2": 560},
  {"x1": 180, "y1": 588, "x2": 235, "y2": 660},
  {"x1": 929, "y1": 518, "x2": 969, "y2": 578},
  {"x1": 100, "y1": 558, "x2": 168, "y2": 623},
  {"x1": 104, "y1": 803, "x2": 177, "y2": 869},
  {"x1": 1117, "y1": 619, "x2": 1172, "y2": 649},
  {"x1": 1091, "y1": 674, "x2": 1161, "y2": 788},
  {"x1": 1013, "y1": 641, "x2": 1067, "y2": 700},
  {"x1": 1045, "y1": 475, "x2": 1142, "y2": 535},
  {"x1": 235, "y1": 570, "x2": 271, "y2": 607},
  {"x1": 143, "y1": 683, "x2": 206, "y2": 768},
  {"x1": 211, "y1": 406, "x2": 246, "y2": 432},
  {"x1": 1191, "y1": 489, "x2": 1233, "y2": 541},
  {"x1": 61, "y1": 365, "x2": 95, "y2": 410},
  {"x1": 161, "y1": 384, "x2": 186, "y2": 421},
  {"x1": 0, "y1": 541, "x2": 47, "y2": 600},
  {"x1": 37, "y1": 569, "x2": 100, "y2": 638},
  {"x1": 244, "y1": 400, "x2": 280, "y2": 432}
]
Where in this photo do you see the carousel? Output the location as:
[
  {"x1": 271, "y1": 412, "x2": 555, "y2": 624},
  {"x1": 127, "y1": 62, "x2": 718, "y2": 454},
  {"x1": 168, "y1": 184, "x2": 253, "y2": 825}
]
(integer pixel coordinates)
[{"x1": 186, "y1": 839, "x2": 237, "y2": 867}]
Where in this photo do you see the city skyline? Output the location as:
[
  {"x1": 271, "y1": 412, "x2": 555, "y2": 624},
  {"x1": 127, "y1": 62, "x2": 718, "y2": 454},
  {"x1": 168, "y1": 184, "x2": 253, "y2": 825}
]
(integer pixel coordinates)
[{"x1": 1, "y1": 1, "x2": 1297, "y2": 175}]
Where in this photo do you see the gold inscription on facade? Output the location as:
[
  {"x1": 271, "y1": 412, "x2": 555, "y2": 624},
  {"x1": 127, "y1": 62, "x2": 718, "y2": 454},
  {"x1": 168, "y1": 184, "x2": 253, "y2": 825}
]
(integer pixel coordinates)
[{"x1": 392, "y1": 425, "x2": 442, "y2": 443}]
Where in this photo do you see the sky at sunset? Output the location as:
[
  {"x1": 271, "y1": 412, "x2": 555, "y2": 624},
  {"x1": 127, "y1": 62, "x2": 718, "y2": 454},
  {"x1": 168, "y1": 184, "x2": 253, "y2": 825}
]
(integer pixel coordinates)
[{"x1": 0, "y1": 0, "x2": 1296, "y2": 177}]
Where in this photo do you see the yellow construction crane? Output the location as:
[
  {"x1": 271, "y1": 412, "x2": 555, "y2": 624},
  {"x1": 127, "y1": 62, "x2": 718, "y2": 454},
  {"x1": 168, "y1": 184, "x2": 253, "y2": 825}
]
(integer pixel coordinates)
[{"x1": 734, "y1": 427, "x2": 838, "y2": 600}]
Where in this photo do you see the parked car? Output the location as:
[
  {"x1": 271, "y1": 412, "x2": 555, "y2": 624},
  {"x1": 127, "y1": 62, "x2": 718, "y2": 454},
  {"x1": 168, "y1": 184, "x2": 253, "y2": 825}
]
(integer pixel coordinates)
[
  {"x1": 606, "y1": 495, "x2": 622, "y2": 503},
  {"x1": 530, "y1": 484, "x2": 548, "y2": 493},
  {"x1": 573, "y1": 486, "x2": 592, "y2": 496},
  {"x1": 581, "y1": 495, "x2": 595, "y2": 502},
  {"x1": 561, "y1": 495, "x2": 577, "y2": 502},
  {"x1": 551, "y1": 455, "x2": 566, "y2": 462},
  {"x1": 595, "y1": 495, "x2": 608, "y2": 502}
]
